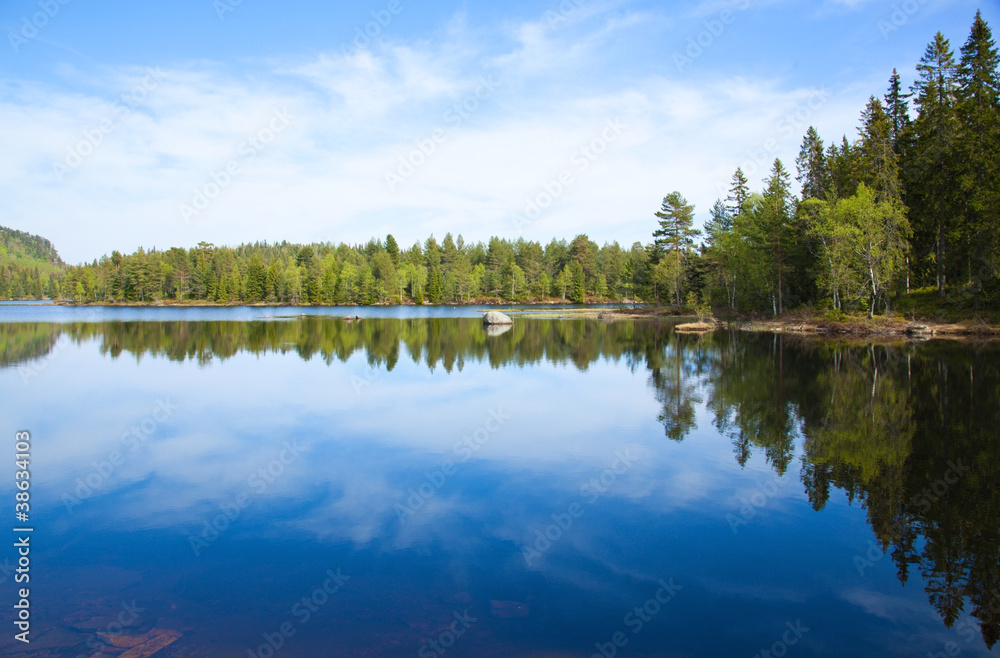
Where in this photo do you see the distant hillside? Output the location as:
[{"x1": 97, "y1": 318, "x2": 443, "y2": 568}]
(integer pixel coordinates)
[
  {"x1": 0, "y1": 225, "x2": 65, "y2": 274},
  {"x1": 0, "y1": 225, "x2": 66, "y2": 300}
]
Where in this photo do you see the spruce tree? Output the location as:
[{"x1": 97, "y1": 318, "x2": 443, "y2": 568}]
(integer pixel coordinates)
[
  {"x1": 858, "y1": 97, "x2": 903, "y2": 204},
  {"x1": 761, "y1": 159, "x2": 794, "y2": 314},
  {"x1": 427, "y1": 267, "x2": 443, "y2": 304},
  {"x1": 385, "y1": 234, "x2": 400, "y2": 265},
  {"x1": 726, "y1": 168, "x2": 750, "y2": 217},
  {"x1": 796, "y1": 126, "x2": 829, "y2": 200},
  {"x1": 884, "y1": 68, "x2": 912, "y2": 154},
  {"x1": 908, "y1": 32, "x2": 960, "y2": 295},
  {"x1": 956, "y1": 11, "x2": 1000, "y2": 298},
  {"x1": 571, "y1": 262, "x2": 586, "y2": 304}
]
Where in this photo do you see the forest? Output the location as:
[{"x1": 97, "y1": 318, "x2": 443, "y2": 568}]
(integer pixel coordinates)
[{"x1": 1, "y1": 13, "x2": 996, "y2": 318}]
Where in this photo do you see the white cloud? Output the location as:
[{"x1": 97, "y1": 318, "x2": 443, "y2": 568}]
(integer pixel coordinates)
[{"x1": 0, "y1": 5, "x2": 868, "y2": 264}]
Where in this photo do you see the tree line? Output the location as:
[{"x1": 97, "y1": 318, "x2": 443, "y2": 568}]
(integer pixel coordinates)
[
  {"x1": 47, "y1": 235, "x2": 650, "y2": 305},
  {"x1": 666, "y1": 12, "x2": 999, "y2": 317}
]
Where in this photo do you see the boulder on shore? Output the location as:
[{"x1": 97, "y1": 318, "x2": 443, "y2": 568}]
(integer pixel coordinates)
[{"x1": 483, "y1": 311, "x2": 513, "y2": 326}]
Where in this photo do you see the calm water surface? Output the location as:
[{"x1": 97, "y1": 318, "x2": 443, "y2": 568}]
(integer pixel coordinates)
[{"x1": 1, "y1": 306, "x2": 998, "y2": 656}]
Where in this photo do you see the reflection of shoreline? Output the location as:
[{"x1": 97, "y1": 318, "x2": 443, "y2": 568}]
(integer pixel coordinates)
[
  {"x1": 7, "y1": 318, "x2": 999, "y2": 649},
  {"x1": 0, "y1": 316, "x2": 678, "y2": 370}
]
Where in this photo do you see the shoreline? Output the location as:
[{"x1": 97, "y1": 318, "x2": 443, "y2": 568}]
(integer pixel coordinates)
[{"x1": 8, "y1": 300, "x2": 1000, "y2": 338}]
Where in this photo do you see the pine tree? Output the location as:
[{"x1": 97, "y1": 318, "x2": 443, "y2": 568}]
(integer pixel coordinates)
[
  {"x1": 653, "y1": 192, "x2": 699, "y2": 258},
  {"x1": 653, "y1": 192, "x2": 699, "y2": 306}
]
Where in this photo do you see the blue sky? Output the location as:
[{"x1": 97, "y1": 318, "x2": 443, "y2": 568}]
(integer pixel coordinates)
[{"x1": 1, "y1": 0, "x2": 994, "y2": 264}]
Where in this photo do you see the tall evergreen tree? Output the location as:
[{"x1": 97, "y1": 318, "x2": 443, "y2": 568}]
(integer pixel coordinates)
[
  {"x1": 908, "y1": 32, "x2": 960, "y2": 296},
  {"x1": 827, "y1": 136, "x2": 860, "y2": 200},
  {"x1": 653, "y1": 192, "x2": 699, "y2": 305},
  {"x1": 385, "y1": 234, "x2": 400, "y2": 265},
  {"x1": 761, "y1": 159, "x2": 795, "y2": 315},
  {"x1": 796, "y1": 126, "x2": 829, "y2": 200},
  {"x1": 570, "y1": 262, "x2": 586, "y2": 304},
  {"x1": 858, "y1": 97, "x2": 903, "y2": 204},
  {"x1": 726, "y1": 168, "x2": 750, "y2": 217},
  {"x1": 884, "y1": 68, "x2": 912, "y2": 154},
  {"x1": 653, "y1": 192, "x2": 699, "y2": 259},
  {"x1": 956, "y1": 11, "x2": 1000, "y2": 298}
]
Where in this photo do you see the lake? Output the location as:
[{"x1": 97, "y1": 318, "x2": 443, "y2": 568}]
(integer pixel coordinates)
[{"x1": 1, "y1": 305, "x2": 998, "y2": 657}]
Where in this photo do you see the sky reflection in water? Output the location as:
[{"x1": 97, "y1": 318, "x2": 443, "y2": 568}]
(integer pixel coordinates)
[{"x1": 1, "y1": 311, "x2": 998, "y2": 657}]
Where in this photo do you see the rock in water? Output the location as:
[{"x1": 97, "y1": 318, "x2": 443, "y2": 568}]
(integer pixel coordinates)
[{"x1": 482, "y1": 311, "x2": 513, "y2": 325}]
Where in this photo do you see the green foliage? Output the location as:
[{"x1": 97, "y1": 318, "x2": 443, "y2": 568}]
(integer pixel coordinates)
[
  {"x1": 652, "y1": 192, "x2": 700, "y2": 306},
  {"x1": 703, "y1": 13, "x2": 1000, "y2": 317},
  {"x1": 570, "y1": 262, "x2": 586, "y2": 304}
]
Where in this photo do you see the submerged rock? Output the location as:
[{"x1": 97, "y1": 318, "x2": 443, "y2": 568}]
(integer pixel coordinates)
[
  {"x1": 97, "y1": 628, "x2": 182, "y2": 657},
  {"x1": 482, "y1": 311, "x2": 513, "y2": 325}
]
